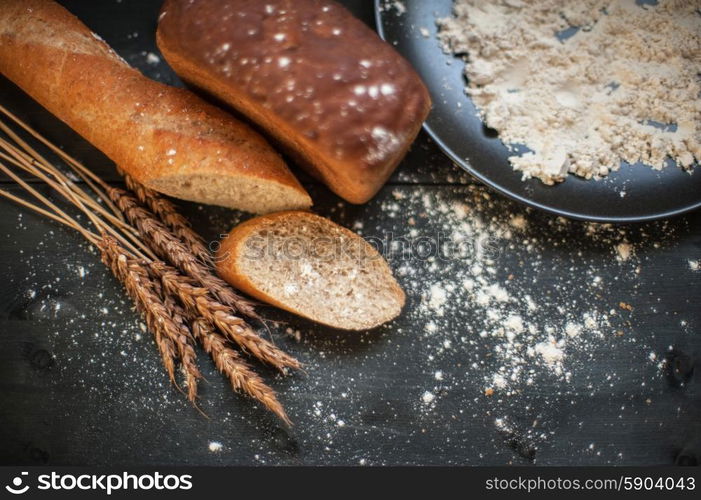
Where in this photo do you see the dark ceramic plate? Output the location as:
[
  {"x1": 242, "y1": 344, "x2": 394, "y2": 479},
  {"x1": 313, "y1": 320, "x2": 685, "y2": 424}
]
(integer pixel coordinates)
[{"x1": 374, "y1": 0, "x2": 701, "y2": 223}]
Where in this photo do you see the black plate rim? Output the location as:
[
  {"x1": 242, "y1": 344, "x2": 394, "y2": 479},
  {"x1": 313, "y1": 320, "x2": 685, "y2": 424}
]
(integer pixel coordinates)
[{"x1": 373, "y1": 0, "x2": 701, "y2": 224}]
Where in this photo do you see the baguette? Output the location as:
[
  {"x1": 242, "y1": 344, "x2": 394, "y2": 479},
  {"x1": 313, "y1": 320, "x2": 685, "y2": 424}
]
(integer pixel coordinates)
[
  {"x1": 216, "y1": 211, "x2": 405, "y2": 330},
  {"x1": 0, "y1": 0, "x2": 312, "y2": 213},
  {"x1": 157, "y1": 0, "x2": 431, "y2": 204}
]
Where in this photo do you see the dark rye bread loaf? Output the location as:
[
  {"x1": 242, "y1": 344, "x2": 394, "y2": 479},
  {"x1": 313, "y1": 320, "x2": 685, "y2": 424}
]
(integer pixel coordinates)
[
  {"x1": 157, "y1": 0, "x2": 431, "y2": 204},
  {"x1": 0, "y1": 0, "x2": 312, "y2": 213}
]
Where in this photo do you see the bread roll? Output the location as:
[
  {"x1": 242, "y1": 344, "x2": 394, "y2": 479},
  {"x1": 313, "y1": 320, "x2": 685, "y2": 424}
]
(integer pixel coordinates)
[
  {"x1": 157, "y1": 0, "x2": 431, "y2": 204},
  {"x1": 216, "y1": 211, "x2": 405, "y2": 330},
  {"x1": 0, "y1": 0, "x2": 312, "y2": 213}
]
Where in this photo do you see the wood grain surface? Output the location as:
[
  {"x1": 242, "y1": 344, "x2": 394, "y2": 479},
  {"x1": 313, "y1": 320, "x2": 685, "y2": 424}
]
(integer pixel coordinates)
[{"x1": 0, "y1": 0, "x2": 699, "y2": 466}]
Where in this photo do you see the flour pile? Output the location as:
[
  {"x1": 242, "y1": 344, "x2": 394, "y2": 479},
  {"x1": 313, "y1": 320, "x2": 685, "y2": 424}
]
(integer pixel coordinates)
[{"x1": 437, "y1": 0, "x2": 701, "y2": 184}]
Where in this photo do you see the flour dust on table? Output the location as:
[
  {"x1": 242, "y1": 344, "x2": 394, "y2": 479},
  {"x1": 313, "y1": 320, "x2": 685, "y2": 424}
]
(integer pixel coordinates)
[
  {"x1": 4, "y1": 176, "x2": 695, "y2": 464},
  {"x1": 374, "y1": 184, "x2": 686, "y2": 460}
]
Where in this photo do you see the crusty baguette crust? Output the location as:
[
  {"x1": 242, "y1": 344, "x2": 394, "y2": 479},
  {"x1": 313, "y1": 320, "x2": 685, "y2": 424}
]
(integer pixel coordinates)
[
  {"x1": 0, "y1": 0, "x2": 311, "y2": 212},
  {"x1": 215, "y1": 211, "x2": 405, "y2": 330},
  {"x1": 157, "y1": 0, "x2": 431, "y2": 204}
]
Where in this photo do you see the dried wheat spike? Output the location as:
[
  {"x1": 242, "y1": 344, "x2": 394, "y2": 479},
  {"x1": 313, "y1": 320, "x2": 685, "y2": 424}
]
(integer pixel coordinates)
[
  {"x1": 123, "y1": 174, "x2": 213, "y2": 267},
  {"x1": 150, "y1": 261, "x2": 301, "y2": 373},
  {"x1": 192, "y1": 319, "x2": 290, "y2": 425},
  {"x1": 109, "y1": 187, "x2": 259, "y2": 319},
  {"x1": 98, "y1": 237, "x2": 178, "y2": 384},
  {"x1": 162, "y1": 294, "x2": 202, "y2": 402}
]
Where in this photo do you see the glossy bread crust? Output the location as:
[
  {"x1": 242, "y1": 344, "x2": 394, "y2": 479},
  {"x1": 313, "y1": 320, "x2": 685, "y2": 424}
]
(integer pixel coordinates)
[
  {"x1": 0, "y1": 0, "x2": 311, "y2": 211},
  {"x1": 157, "y1": 0, "x2": 431, "y2": 203}
]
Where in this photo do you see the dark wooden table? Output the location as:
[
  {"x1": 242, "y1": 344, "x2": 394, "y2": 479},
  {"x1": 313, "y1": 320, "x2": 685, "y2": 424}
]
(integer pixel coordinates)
[{"x1": 1, "y1": 0, "x2": 699, "y2": 466}]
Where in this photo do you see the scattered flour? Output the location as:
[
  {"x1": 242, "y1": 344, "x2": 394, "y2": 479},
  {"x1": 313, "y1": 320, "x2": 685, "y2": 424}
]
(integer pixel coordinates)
[
  {"x1": 380, "y1": 0, "x2": 407, "y2": 15},
  {"x1": 535, "y1": 340, "x2": 565, "y2": 366},
  {"x1": 565, "y1": 322, "x2": 582, "y2": 338},
  {"x1": 425, "y1": 283, "x2": 449, "y2": 316},
  {"x1": 4, "y1": 141, "x2": 690, "y2": 464},
  {"x1": 383, "y1": 180, "x2": 686, "y2": 461},
  {"x1": 391, "y1": 0, "x2": 406, "y2": 15},
  {"x1": 208, "y1": 441, "x2": 223, "y2": 453},
  {"x1": 616, "y1": 242, "x2": 633, "y2": 262},
  {"x1": 437, "y1": 0, "x2": 701, "y2": 184},
  {"x1": 145, "y1": 52, "x2": 160, "y2": 65}
]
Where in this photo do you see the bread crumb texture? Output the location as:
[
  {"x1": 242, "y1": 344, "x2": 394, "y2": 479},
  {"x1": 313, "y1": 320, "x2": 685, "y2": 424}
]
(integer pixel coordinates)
[{"x1": 235, "y1": 213, "x2": 404, "y2": 330}]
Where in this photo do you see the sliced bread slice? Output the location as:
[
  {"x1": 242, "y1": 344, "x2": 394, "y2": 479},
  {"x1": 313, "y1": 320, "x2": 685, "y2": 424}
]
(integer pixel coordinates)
[{"x1": 216, "y1": 211, "x2": 405, "y2": 330}]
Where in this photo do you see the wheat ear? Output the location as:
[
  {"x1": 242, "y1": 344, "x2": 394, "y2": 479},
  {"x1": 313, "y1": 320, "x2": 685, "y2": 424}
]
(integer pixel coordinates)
[
  {"x1": 123, "y1": 174, "x2": 213, "y2": 266},
  {"x1": 0, "y1": 114, "x2": 299, "y2": 424},
  {"x1": 161, "y1": 293, "x2": 202, "y2": 403},
  {"x1": 110, "y1": 187, "x2": 260, "y2": 319},
  {"x1": 150, "y1": 261, "x2": 301, "y2": 372},
  {"x1": 192, "y1": 319, "x2": 291, "y2": 425},
  {"x1": 98, "y1": 237, "x2": 179, "y2": 385}
]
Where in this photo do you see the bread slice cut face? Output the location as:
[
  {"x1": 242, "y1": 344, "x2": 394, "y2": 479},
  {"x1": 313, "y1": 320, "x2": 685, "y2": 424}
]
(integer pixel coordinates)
[{"x1": 216, "y1": 211, "x2": 405, "y2": 330}]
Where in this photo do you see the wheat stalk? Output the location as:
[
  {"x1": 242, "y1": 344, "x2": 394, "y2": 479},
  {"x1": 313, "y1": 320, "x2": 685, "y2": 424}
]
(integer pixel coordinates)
[
  {"x1": 98, "y1": 237, "x2": 180, "y2": 385},
  {"x1": 0, "y1": 145, "x2": 155, "y2": 261},
  {"x1": 150, "y1": 261, "x2": 300, "y2": 372},
  {"x1": 191, "y1": 319, "x2": 290, "y2": 424},
  {"x1": 0, "y1": 107, "x2": 124, "y2": 221},
  {"x1": 0, "y1": 112, "x2": 300, "y2": 424},
  {"x1": 123, "y1": 174, "x2": 214, "y2": 266},
  {"x1": 161, "y1": 294, "x2": 202, "y2": 402},
  {"x1": 0, "y1": 159, "x2": 201, "y2": 400},
  {"x1": 110, "y1": 187, "x2": 260, "y2": 319},
  {"x1": 0, "y1": 179, "x2": 294, "y2": 422},
  {"x1": 0, "y1": 184, "x2": 291, "y2": 419},
  {"x1": 100, "y1": 237, "x2": 204, "y2": 402}
]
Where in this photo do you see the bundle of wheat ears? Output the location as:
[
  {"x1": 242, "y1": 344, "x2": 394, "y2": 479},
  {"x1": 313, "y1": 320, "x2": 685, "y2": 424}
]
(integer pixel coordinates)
[{"x1": 0, "y1": 104, "x2": 299, "y2": 425}]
